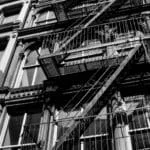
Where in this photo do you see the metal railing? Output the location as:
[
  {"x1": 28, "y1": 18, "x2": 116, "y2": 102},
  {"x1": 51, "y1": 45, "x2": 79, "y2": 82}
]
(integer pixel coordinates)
[
  {"x1": 4, "y1": 102, "x2": 149, "y2": 150},
  {"x1": 41, "y1": 16, "x2": 150, "y2": 57}
]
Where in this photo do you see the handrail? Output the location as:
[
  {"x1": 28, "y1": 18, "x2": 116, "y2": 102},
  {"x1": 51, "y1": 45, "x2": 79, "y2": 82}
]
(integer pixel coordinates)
[{"x1": 41, "y1": 16, "x2": 150, "y2": 55}]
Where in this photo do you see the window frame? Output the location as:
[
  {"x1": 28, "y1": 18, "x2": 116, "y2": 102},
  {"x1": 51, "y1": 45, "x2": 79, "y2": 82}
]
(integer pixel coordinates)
[
  {"x1": 14, "y1": 45, "x2": 46, "y2": 88},
  {"x1": 126, "y1": 95, "x2": 150, "y2": 150},
  {"x1": 0, "y1": 112, "x2": 41, "y2": 149}
]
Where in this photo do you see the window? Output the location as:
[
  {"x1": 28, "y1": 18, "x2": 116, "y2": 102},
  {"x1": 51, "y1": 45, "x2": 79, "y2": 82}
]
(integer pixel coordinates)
[
  {"x1": 15, "y1": 44, "x2": 46, "y2": 88},
  {"x1": 54, "y1": 107, "x2": 110, "y2": 150},
  {"x1": 0, "y1": 109, "x2": 42, "y2": 149},
  {"x1": 53, "y1": 95, "x2": 150, "y2": 150},
  {"x1": 36, "y1": 9, "x2": 57, "y2": 25},
  {"x1": 126, "y1": 95, "x2": 150, "y2": 150},
  {"x1": 126, "y1": 95, "x2": 150, "y2": 129},
  {"x1": 0, "y1": 4, "x2": 22, "y2": 24},
  {"x1": 21, "y1": 50, "x2": 46, "y2": 87}
]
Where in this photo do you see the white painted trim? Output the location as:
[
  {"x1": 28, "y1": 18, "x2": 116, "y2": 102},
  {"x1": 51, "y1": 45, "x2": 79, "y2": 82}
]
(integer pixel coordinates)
[
  {"x1": 31, "y1": 67, "x2": 40, "y2": 84},
  {"x1": 0, "y1": 107, "x2": 6, "y2": 134},
  {"x1": 46, "y1": 106, "x2": 55, "y2": 150},
  {"x1": 18, "y1": 113, "x2": 27, "y2": 144},
  {"x1": 32, "y1": 67, "x2": 38, "y2": 85},
  {"x1": 0, "y1": 33, "x2": 11, "y2": 38},
  {"x1": 0, "y1": 33, "x2": 17, "y2": 73},
  {"x1": 0, "y1": 114, "x2": 10, "y2": 146},
  {"x1": 80, "y1": 134, "x2": 108, "y2": 140},
  {"x1": 81, "y1": 141, "x2": 84, "y2": 150},
  {"x1": 46, "y1": 10, "x2": 50, "y2": 24},
  {"x1": 52, "y1": 110, "x2": 59, "y2": 147},
  {"x1": 38, "y1": 112, "x2": 44, "y2": 142},
  {"x1": 32, "y1": 47, "x2": 41, "y2": 85},
  {"x1": 129, "y1": 126, "x2": 150, "y2": 132},
  {"x1": 17, "y1": 0, "x2": 30, "y2": 23},
  {"x1": 0, "y1": 143, "x2": 36, "y2": 149}
]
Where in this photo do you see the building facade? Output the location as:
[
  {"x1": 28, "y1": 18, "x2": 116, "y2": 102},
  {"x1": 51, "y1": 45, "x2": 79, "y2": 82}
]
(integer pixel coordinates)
[{"x1": 0, "y1": 0, "x2": 150, "y2": 150}]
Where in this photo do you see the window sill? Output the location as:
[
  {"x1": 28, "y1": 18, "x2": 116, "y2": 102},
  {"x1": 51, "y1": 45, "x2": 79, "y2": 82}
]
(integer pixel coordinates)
[{"x1": 0, "y1": 143, "x2": 36, "y2": 149}]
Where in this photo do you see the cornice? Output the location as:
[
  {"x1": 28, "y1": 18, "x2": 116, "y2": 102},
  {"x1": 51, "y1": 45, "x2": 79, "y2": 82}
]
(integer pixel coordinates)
[
  {"x1": 5, "y1": 84, "x2": 44, "y2": 106},
  {"x1": 3, "y1": 82, "x2": 60, "y2": 106}
]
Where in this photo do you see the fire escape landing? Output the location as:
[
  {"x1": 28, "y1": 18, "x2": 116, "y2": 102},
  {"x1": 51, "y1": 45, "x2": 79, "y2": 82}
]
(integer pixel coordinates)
[{"x1": 37, "y1": 0, "x2": 150, "y2": 150}]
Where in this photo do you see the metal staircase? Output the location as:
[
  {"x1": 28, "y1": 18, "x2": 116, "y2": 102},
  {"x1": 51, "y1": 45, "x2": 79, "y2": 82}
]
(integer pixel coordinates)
[
  {"x1": 53, "y1": 43, "x2": 144, "y2": 150},
  {"x1": 39, "y1": 0, "x2": 130, "y2": 78}
]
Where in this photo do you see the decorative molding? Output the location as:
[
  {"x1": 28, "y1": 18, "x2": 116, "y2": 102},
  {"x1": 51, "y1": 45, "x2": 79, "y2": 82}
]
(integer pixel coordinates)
[{"x1": 5, "y1": 84, "x2": 44, "y2": 106}]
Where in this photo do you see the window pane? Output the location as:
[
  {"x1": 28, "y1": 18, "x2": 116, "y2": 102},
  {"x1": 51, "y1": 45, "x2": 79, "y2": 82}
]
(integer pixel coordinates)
[
  {"x1": 84, "y1": 137, "x2": 111, "y2": 150},
  {"x1": 22, "y1": 113, "x2": 41, "y2": 144},
  {"x1": 57, "y1": 110, "x2": 81, "y2": 139},
  {"x1": 125, "y1": 96, "x2": 149, "y2": 129},
  {"x1": 84, "y1": 107, "x2": 107, "y2": 136},
  {"x1": 3, "y1": 14, "x2": 18, "y2": 24},
  {"x1": 129, "y1": 110, "x2": 148, "y2": 129},
  {"x1": 3, "y1": 115, "x2": 24, "y2": 146},
  {"x1": 0, "y1": 148, "x2": 20, "y2": 150},
  {"x1": 131, "y1": 131, "x2": 150, "y2": 149},
  {"x1": 20, "y1": 68, "x2": 35, "y2": 87},
  {"x1": 25, "y1": 51, "x2": 38, "y2": 66},
  {"x1": 37, "y1": 10, "x2": 56, "y2": 25},
  {"x1": 21, "y1": 67, "x2": 46, "y2": 87},
  {"x1": 61, "y1": 141, "x2": 80, "y2": 150},
  {"x1": 48, "y1": 11, "x2": 56, "y2": 20},
  {"x1": 2, "y1": 5, "x2": 21, "y2": 24},
  {"x1": 83, "y1": 119, "x2": 107, "y2": 136},
  {"x1": 37, "y1": 10, "x2": 48, "y2": 22},
  {"x1": 26, "y1": 112, "x2": 42, "y2": 125},
  {"x1": 40, "y1": 47, "x2": 51, "y2": 55},
  {"x1": 34, "y1": 67, "x2": 46, "y2": 84}
]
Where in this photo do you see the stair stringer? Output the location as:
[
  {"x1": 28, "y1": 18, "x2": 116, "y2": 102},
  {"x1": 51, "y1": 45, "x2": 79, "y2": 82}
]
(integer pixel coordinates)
[{"x1": 53, "y1": 43, "x2": 144, "y2": 150}]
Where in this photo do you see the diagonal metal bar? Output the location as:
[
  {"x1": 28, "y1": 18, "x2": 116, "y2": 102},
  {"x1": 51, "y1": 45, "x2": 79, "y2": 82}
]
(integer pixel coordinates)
[
  {"x1": 58, "y1": 0, "x2": 129, "y2": 53},
  {"x1": 53, "y1": 44, "x2": 144, "y2": 150}
]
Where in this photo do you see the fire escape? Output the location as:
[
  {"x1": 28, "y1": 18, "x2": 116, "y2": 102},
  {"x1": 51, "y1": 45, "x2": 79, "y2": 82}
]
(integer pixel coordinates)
[{"x1": 36, "y1": 0, "x2": 150, "y2": 150}]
